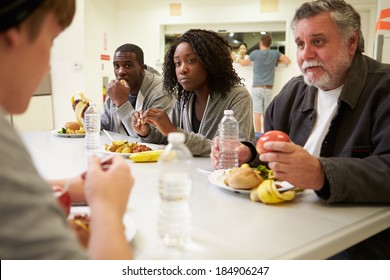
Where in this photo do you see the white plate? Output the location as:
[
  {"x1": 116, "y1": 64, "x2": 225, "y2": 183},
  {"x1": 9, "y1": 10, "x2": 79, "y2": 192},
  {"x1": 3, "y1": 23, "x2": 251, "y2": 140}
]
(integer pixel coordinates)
[
  {"x1": 208, "y1": 169, "x2": 295, "y2": 195},
  {"x1": 52, "y1": 129, "x2": 85, "y2": 138},
  {"x1": 100, "y1": 143, "x2": 164, "y2": 157},
  {"x1": 69, "y1": 206, "x2": 137, "y2": 242}
]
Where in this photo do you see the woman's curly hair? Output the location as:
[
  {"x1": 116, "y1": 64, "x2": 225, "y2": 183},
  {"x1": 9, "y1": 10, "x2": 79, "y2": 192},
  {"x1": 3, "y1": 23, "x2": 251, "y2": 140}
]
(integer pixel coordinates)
[{"x1": 162, "y1": 29, "x2": 243, "y2": 102}]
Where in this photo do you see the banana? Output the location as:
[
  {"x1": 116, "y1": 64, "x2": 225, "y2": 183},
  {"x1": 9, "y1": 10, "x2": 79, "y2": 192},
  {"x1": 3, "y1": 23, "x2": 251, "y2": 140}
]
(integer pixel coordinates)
[
  {"x1": 250, "y1": 179, "x2": 296, "y2": 204},
  {"x1": 128, "y1": 150, "x2": 164, "y2": 162},
  {"x1": 250, "y1": 186, "x2": 261, "y2": 202},
  {"x1": 257, "y1": 180, "x2": 285, "y2": 204},
  {"x1": 71, "y1": 91, "x2": 89, "y2": 105},
  {"x1": 271, "y1": 182, "x2": 295, "y2": 201},
  {"x1": 71, "y1": 92, "x2": 90, "y2": 127}
]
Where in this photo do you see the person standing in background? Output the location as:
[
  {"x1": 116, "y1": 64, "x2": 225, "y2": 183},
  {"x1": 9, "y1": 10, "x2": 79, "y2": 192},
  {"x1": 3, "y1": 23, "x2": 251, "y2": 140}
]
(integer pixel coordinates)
[
  {"x1": 231, "y1": 42, "x2": 249, "y2": 63},
  {"x1": 240, "y1": 35, "x2": 291, "y2": 133},
  {"x1": 0, "y1": 0, "x2": 133, "y2": 259},
  {"x1": 231, "y1": 42, "x2": 253, "y2": 91},
  {"x1": 101, "y1": 43, "x2": 175, "y2": 138},
  {"x1": 131, "y1": 29, "x2": 255, "y2": 156}
]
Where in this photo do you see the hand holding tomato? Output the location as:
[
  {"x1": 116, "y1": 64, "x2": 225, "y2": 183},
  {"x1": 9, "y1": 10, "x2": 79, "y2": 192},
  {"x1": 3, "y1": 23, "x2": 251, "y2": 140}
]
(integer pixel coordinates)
[{"x1": 256, "y1": 130, "x2": 290, "y2": 154}]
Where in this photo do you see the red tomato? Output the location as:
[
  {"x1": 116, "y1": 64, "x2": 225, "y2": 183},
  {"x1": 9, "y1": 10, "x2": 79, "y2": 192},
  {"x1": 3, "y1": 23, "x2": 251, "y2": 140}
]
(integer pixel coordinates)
[
  {"x1": 53, "y1": 186, "x2": 71, "y2": 216},
  {"x1": 256, "y1": 130, "x2": 290, "y2": 154}
]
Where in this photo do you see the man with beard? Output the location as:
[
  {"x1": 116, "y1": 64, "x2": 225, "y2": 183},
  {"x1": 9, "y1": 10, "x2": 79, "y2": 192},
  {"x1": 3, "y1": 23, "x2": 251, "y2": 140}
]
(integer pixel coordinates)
[{"x1": 211, "y1": 0, "x2": 390, "y2": 259}]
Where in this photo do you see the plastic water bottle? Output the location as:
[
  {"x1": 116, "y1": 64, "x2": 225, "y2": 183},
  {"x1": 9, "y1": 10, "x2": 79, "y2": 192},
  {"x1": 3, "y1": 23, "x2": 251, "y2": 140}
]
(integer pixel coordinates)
[
  {"x1": 218, "y1": 109, "x2": 239, "y2": 169},
  {"x1": 83, "y1": 101, "x2": 101, "y2": 151},
  {"x1": 158, "y1": 132, "x2": 193, "y2": 247}
]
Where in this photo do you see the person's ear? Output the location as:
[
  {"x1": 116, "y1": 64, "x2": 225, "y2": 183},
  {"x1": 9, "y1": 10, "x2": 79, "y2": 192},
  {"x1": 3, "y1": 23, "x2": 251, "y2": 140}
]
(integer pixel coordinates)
[
  {"x1": 2, "y1": 27, "x2": 22, "y2": 48},
  {"x1": 347, "y1": 30, "x2": 358, "y2": 55}
]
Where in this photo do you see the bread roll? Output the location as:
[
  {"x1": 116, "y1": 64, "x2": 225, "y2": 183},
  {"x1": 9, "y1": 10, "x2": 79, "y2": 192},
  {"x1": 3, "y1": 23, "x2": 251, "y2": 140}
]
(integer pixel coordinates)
[
  {"x1": 226, "y1": 165, "x2": 263, "y2": 190},
  {"x1": 65, "y1": 121, "x2": 80, "y2": 131}
]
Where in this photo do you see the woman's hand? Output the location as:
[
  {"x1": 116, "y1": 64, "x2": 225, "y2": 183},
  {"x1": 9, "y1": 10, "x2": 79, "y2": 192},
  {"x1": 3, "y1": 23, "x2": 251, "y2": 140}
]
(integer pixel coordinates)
[
  {"x1": 210, "y1": 136, "x2": 252, "y2": 169},
  {"x1": 140, "y1": 108, "x2": 177, "y2": 136}
]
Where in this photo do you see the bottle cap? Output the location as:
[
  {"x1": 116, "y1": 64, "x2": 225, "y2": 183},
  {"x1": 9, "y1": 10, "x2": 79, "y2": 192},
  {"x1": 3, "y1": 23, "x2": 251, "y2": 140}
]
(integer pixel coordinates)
[
  {"x1": 224, "y1": 110, "x2": 233, "y2": 115},
  {"x1": 168, "y1": 132, "x2": 185, "y2": 143}
]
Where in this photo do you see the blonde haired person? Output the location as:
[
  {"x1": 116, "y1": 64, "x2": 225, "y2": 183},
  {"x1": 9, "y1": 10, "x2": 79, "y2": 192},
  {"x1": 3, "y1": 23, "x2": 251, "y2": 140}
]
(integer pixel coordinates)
[{"x1": 0, "y1": 0, "x2": 133, "y2": 260}]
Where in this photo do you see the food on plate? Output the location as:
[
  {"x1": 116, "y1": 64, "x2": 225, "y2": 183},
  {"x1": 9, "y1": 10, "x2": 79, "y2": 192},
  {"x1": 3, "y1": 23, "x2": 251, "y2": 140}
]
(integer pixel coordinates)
[
  {"x1": 104, "y1": 140, "x2": 152, "y2": 154},
  {"x1": 68, "y1": 213, "x2": 127, "y2": 247},
  {"x1": 68, "y1": 214, "x2": 90, "y2": 248},
  {"x1": 52, "y1": 185, "x2": 71, "y2": 216},
  {"x1": 250, "y1": 179, "x2": 296, "y2": 204},
  {"x1": 256, "y1": 130, "x2": 290, "y2": 154},
  {"x1": 65, "y1": 121, "x2": 80, "y2": 131},
  {"x1": 224, "y1": 164, "x2": 264, "y2": 190},
  {"x1": 57, "y1": 121, "x2": 86, "y2": 135},
  {"x1": 129, "y1": 150, "x2": 164, "y2": 162},
  {"x1": 220, "y1": 163, "x2": 300, "y2": 204},
  {"x1": 71, "y1": 91, "x2": 90, "y2": 127},
  {"x1": 56, "y1": 91, "x2": 92, "y2": 135}
]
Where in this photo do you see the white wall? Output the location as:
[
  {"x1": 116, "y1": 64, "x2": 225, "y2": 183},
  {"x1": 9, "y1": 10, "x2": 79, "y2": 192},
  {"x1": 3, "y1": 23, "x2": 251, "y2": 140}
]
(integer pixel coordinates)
[
  {"x1": 83, "y1": 0, "x2": 118, "y2": 108},
  {"x1": 50, "y1": 0, "x2": 378, "y2": 129},
  {"x1": 51, "y1": 0, "x2": 118, "y2": 128},
  {"x1": 51, "y1": 0, "x2": 85, "y2": 129}
]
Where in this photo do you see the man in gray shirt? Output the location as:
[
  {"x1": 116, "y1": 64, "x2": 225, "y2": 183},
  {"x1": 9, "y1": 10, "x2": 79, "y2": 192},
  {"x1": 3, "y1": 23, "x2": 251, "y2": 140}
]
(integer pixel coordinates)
[{"x1": 101, "y1": 44, "x2": 175, "y2": 137}]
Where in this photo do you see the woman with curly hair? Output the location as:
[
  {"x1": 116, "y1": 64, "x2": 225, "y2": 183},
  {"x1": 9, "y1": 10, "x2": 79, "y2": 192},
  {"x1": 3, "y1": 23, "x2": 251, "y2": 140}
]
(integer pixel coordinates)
[{"x1": 132, "y1": 29, "x2": 255, "y2": 156}]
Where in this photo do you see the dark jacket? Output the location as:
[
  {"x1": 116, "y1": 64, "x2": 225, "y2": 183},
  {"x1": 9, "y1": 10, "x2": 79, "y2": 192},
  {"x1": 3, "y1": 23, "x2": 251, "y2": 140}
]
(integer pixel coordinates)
[
  {"x1": 252, "y1": 52, "x2": 390, "y2": 259},
  {"x1": 265, "y1": 53, "x2": 390, "y2": 203}
]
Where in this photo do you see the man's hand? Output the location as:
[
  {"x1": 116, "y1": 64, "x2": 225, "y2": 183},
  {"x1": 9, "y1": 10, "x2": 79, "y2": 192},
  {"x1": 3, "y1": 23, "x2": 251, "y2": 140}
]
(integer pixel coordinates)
[
  {"x1": 83, "y1": 155, "x2": 133, "y2": 259},
  {"x1": 107, "y1": 79, "x2": 130, "y2": 107},
  {"x1": 48, "y1": 177, "x2": 86, "y2": 204},
  {"x1": 84, "y1": 155, "x2": 133, "y2": 215},
  {"x1": 259, "y1": 141, "x2": 325, "y2": 190}
]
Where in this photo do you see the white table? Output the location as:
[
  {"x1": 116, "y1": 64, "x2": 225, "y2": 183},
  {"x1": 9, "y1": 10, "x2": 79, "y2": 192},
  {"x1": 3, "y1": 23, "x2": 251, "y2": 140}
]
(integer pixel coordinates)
[{"x1": 21, "y1": 130, "x2": 390, "y2": 260}]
